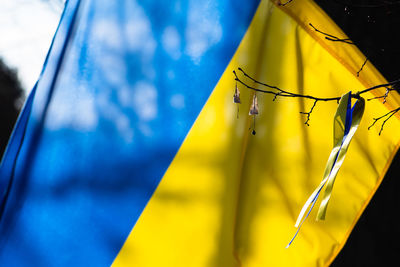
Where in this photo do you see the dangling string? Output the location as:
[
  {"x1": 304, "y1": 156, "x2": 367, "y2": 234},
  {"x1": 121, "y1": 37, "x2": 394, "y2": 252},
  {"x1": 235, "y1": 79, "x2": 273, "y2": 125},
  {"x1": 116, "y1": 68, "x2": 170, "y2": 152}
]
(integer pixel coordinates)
[
  {"x1": 249, "y1": 93, "x2": 259, "y2": 135},
  {"x1": 286, "y1": 91, "x2": 365, "y2": 248},
  {"x1": 252, "y1": 114, "x2": 256, "y2": 135}
]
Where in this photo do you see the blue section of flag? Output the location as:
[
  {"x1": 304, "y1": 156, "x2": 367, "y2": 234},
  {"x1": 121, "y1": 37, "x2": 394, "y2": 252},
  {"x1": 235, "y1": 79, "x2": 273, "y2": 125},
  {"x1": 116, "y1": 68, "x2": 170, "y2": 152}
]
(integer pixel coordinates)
[{"x1": 0, "y1": 0, "x2": 259, "y2": 265}]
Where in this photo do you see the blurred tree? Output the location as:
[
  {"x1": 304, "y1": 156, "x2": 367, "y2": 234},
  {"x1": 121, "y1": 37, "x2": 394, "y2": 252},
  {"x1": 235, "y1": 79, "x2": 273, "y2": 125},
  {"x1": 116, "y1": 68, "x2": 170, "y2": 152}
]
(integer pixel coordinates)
[{"x1": 0, "y1": 58, "x2": 24, "y2": 159}]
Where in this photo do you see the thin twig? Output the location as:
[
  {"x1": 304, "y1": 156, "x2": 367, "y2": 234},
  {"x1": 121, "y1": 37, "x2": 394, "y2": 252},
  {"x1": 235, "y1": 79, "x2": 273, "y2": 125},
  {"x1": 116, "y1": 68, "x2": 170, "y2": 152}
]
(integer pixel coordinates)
[
  {"x1": 309, "y1": 23, "x2": 355, "y2": 44},
  {"x1": 300, "y1": 100, "x2": 317, "y2": 126},
  {"x1": 357, "y1": 58, "x2": 368, "y2": 77},
  {"x1": 368, "y1": 107, "x2": 400, "y2": 135},
  {"x1": 367, "y1": 87, "x2": 390, "y2": 103},
  {"x1": 311, "y1": 20, "x2": 400, "y2": 56},
  {"x1": 273, "y1": 92, "x2": 282, "y2": 101},
  {"x1": 324, "y1": 36, "x2": 355, "y2": 45},
  {"x1": 278, "y1": 0, "x2": 294, "y2": 6},
  {"x1": 355, "y1": 79, "x2": 400, "y2": 95},
  {"x1": 333, "y1": 0, "x2": 400, "y2": 8}
]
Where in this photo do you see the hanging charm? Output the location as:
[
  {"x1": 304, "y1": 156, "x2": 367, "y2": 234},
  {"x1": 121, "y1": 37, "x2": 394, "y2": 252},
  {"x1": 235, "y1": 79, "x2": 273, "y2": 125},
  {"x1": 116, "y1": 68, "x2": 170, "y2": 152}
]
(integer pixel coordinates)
[
  {"x1": 233, "y1": 82, "x2": 241, "y2": 119},
  {"x1": 249, "y1": 93, "x2": 259, "y2": 135},
  {"x1": 233, "y1": 82, "x2": 241, "y2": 104},
  {"x1": 286, "y1": 91, "x2": 365, "y2": 248},
  {"x1": 249, "y1": 93, "x2": 259, "y2": 115}
]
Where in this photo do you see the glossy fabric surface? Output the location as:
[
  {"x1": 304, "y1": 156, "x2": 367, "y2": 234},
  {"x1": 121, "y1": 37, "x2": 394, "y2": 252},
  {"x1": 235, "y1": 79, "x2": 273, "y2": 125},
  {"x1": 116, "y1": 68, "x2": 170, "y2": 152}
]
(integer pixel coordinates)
[
  {"x1": 0, "y1": 0, "x2": 259, "y2": 265},
  {"x1": 2, "y1": 0, "x2": 400, "y2": 266},
  {"x1": 114, "y1": 1, "x2": 400, "y2": 266}
]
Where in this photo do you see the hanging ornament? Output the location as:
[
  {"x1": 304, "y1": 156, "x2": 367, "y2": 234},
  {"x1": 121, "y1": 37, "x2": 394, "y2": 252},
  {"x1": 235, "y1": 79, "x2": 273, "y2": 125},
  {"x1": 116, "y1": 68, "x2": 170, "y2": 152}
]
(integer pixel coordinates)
[
  {"x1": 233, "y1": 82, "x2": 241, "y2": 104},
  {"x1": 233, "y1": 82, "x2": 241, "y2": 119},
  {"x1": 249, "y1": 93, "x2": 259, "y2": 115},
  {"x1": 249, "y1": 93, "x2": 259, "y2": 135}
]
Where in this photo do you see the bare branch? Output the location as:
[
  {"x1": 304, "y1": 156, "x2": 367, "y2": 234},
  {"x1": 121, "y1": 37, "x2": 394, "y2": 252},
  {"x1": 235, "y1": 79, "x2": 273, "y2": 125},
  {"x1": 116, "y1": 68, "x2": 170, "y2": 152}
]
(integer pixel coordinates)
[
  {"x1": 273, "y1": 92, "x2": 282, "y2": 101},
  {"x1": 300, "y1": 100, "x2": 318, "y2": 126},
  {"x1": 277, "y1": 0, "x2": 295, "y2": 6},
  {"x1": 368, "y1": 107, "x2": 400, "y2": 135},
  {"x1": 333, "y1": 0, "x2": 400, "y2": 8},
  {"x1": 234, "y1": 68, "x2": 400, "y2": 132},
  {"x1": 355, "y1": 79, "x2": 400, "y2": 95},
  {"x1": 235, "y1": 68, "x2": 400, "y2": 99},
  {"x1": 357, "y1": 58, "x2": 368, "y2": 77},
  {"x1": 367, "y1": 87, "x2": 390, "y2": 103},
  {"x1": 234, "y1": 69, "x2": 341, "y2": 102},
  {"x1": 324, "y1": 36, "x2": 355, "y2": 45},
  {"x1": 309, "y1": 23, "x2": 355, "y2": 45}
]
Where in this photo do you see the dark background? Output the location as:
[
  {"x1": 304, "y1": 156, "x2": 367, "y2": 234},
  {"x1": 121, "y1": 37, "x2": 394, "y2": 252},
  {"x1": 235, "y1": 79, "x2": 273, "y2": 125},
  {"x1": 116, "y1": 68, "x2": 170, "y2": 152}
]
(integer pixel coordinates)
[{"x1": 314, "y1": 0, "x2": 400, "y2": 266}]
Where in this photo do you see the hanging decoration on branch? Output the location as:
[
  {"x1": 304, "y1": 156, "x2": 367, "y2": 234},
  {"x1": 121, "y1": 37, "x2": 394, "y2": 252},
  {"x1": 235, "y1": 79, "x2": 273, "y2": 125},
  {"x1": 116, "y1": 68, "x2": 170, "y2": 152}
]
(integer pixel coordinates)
[
  {"x1": 233, "y1": 82, "x2": 241, "y2": 104},
  {"x1": 231, "y1": 1, "x2": 400, "y2": 252},
  {"x1": 233, "y1": 66, "x2": 400, "y2": 248},
  {"x1": 233, "y1": 68, "x2": 400, "y2": 134},
  {"x1": 249, "y1": 93, "x2": 259, "y2": 115},
  {"x1": 233, "y1": 82, "x2": 241, "y2": 118},
  {"x1": 249, "y1": 93, "x2": 259, "y2": 135},
  {"x1": 287, "y1": 91, "x2": 365, "y2": 247}
]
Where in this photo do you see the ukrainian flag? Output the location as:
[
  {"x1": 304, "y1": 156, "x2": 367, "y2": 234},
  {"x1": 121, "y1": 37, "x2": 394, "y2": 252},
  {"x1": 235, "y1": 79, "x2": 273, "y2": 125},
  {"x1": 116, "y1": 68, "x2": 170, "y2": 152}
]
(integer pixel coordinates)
[{"x1": 1, "y1": 0, "x2": 399, "y2": 266}]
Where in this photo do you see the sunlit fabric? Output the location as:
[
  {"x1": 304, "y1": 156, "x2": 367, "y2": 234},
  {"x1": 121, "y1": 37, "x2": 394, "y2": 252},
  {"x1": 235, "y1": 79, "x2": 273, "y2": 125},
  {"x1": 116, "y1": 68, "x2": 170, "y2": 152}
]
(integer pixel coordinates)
[
  {"x1": 0, "y1": 0, "x2": 259, "y2": 265},
  {"x1": 2, "y1": 0, "x2": 400, "y2": 266},
  {"x1": 114, "y1": 0, "x2": 400, "y2": 266}
]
